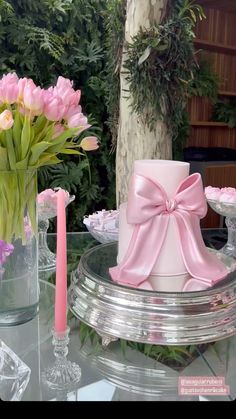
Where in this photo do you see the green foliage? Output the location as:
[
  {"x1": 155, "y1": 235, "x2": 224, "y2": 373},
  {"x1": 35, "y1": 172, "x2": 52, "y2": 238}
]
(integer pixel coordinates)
[
  {"x1": 103, "y1": 0, "x2": 126, "y2": 149},
  {"x1": 213, "y1": 98, "x2": 236, "y2": 128},
  {"x1": 188, "y1": 57, "x2": 219, "y2": 99},
  {"x1": 174, "y1": 58, "x2": 219, "y2": 160},
  {"x1": 124, "y1": 0, "x2": 206, "y2": 158},
  {"x1": 0, "y1": 0, "x2": 116, "y2": 230}
]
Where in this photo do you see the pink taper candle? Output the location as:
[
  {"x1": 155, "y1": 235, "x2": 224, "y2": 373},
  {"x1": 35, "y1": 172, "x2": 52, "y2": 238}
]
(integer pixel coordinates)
[{"x1": 54, "y1": 189, "x2": 67, "y2": 333}]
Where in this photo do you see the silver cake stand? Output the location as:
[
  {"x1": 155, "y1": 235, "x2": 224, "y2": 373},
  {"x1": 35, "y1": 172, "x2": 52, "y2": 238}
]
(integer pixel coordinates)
[{"x1": 68, "y1": 243, "x2": 236, "y2": 345}]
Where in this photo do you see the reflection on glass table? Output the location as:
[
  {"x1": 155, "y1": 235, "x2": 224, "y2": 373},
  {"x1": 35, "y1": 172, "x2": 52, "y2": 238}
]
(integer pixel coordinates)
[{"x1": 0, "y1": 231, "x2": 235, "y2": 401}]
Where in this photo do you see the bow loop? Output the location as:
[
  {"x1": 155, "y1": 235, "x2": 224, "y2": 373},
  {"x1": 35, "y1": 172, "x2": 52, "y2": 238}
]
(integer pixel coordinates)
[
  {"x1": 174, "y1": 173, "x2": 208, "y2": 219},
  {"x1": 127, "y1": 174, "x2": 167, "y2": 224}
]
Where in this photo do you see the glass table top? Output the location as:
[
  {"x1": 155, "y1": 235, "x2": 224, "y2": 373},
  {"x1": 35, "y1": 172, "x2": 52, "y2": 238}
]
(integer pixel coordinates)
[{"x1": 0, "y1": 231, "x2": 235, "y2": 401}]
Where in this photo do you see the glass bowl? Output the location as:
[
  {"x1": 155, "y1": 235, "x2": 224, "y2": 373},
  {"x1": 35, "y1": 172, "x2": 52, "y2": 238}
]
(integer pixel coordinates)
[
  {"x1": 0, "y1": 340, "x2": 31, "y2": 401},
  {"x1": 86, "y1": 226, "x2": 118, "y2": 244},
  {"x1": 83, "y1": 210, "x2": 119, "y2": 244}
]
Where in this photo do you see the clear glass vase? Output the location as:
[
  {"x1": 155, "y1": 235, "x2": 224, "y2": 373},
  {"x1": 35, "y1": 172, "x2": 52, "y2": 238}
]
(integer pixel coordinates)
[{"x1": 0, "y1": 169, "x2": 39, "y2": 326}]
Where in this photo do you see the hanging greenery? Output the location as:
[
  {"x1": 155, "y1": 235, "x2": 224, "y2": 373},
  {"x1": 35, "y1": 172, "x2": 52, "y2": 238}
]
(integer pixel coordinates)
[
  {"x1": 124, "y1": 0, "x2": 207, "y2": 158},
  {"x1": 104, "y1": 0, "x2": 126, "y2": 150},
  {"x1": 173, "y1": 56, "x2": 219, "y2": 159},
  {"x1": 188, "y1": 57, "x2": 219, "y2": 100},
  {"x1": 213, "y1": 98, "x2": 236, "y2": 128}
]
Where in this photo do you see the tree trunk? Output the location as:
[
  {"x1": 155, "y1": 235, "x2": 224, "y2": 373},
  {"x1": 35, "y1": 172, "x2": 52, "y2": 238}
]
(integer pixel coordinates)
[{"x1": 116, "y1": 0, "x2": 172, "y2": 205}]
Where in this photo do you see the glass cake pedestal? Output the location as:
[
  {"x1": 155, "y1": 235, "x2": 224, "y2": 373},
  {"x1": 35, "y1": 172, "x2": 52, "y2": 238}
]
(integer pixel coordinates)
[{"x1": 68, "y1": 242, "x2": 236, "y2": 346}]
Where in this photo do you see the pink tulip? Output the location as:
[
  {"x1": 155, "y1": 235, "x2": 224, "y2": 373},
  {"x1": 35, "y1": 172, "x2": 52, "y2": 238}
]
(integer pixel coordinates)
[
  {"x1": 79, "y1": 136, "x2": 99, "y2": 151},
  {"x1": 56, "y1": 76, "x2": 73, "y2": 90},
  {"x1": 0, "y1": 73, "x2": 19, "y2": 104},
  {"x1": 18, "y1": 106, "x2": 34, "y2": 119},
  {"x1": 67, "y1": 112, "x2": 88, "y2": 129},
  {"x1": 0, "y1": 110, "x2": 14, "y2": 130},
  {"x1": 43, "y1": 92, "x2": 66, "y2": 121},
  {"x1": 64, "y1": 105, "x2": 82, "y2": 120},
  {"x1": 23, "y1": 80, "x2": 44, "y2": 115},
  {"x1": 1, "y1": 73, "x2": 19, "y2": 84},
  {"x1": 67, "y1": 112, "x2": 91, "y2": 135},
  {"x1": 55, "y1": 76, "x2": 81, "y2": 106},
  {"x1": 75, "y1": 124, "x2": 91, "y2": 136},
  {"x1": 52, "y1": 123, "x2": 65, "y2": 139},
  {"x1": 18, "y1": 77, "x2": 29, "y2": 101}
]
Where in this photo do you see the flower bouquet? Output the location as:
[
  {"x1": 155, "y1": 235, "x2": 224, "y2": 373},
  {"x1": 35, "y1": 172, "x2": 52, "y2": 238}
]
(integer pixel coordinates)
[{"x1": 0, "y1": 72, "x2": 98, "y2": 325}]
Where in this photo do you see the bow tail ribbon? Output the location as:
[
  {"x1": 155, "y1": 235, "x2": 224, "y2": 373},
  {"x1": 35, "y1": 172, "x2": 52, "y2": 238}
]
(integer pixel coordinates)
[
  {"x1": 109, "y1": 214, "x2": 169, "y2": 287},
  {"x1": 174, "y1": 211, "x2": 228, "y2": 288}
]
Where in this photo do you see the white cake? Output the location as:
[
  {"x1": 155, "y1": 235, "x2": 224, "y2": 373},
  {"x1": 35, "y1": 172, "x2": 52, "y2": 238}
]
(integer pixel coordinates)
[{"x1": 117, "y1": 160, "x2": 192, "y2": 292}]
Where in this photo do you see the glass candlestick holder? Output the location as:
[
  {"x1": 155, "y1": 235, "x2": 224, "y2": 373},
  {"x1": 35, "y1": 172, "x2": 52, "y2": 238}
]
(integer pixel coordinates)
[
  {"x1": 38, "y1": 191, "x2": 75, "y2": 271},
  {"x1": 207, "y1": 199, "x2": 236, "y2": 258},
  {"x1": 42, "y1": 327, "x2": 81, "y2": 391}
]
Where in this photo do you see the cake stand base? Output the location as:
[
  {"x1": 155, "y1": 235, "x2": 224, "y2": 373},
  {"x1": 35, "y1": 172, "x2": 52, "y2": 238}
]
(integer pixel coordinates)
[{"x1": 68, "y1": 243, "x2": 236, "y2": 346}]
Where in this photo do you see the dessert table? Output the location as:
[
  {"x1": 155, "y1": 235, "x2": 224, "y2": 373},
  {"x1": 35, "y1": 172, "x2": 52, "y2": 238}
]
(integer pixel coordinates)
[{"x1": 1, "y1": 231, "x2": 236, "y2": 401}]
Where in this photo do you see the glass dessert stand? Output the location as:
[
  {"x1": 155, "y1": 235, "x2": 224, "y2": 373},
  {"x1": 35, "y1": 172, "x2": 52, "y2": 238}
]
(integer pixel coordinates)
[
  {"x1": 68, "y1": 243, "x2": 236, "y2": 346},
  {"x1": 38, "y1": 193, "x2": 75, "y2": 271},
  {"x1": 207, "y1": 199, "x2": 236, "y2": 258}
]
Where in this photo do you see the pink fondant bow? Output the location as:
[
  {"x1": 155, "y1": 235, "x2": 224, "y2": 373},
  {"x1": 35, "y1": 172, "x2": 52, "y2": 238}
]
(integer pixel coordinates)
[{"x1": 109, "y1": 173, "x2": 228, "y2": 289}]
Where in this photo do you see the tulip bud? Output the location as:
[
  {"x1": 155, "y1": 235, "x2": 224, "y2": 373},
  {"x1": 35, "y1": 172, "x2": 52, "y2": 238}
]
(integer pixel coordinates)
[{"x1": 0, "y1": 110, "x2": 14, "y2": 130}]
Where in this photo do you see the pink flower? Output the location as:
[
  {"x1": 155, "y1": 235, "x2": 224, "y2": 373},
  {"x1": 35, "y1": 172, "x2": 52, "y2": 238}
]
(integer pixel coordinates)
[
  {"x1": 52, "y1": 123, "x2": 65, "y2": 139},
  {"x1": 43, "y1": 91, "x2": 66, "y2": 121},
  {"x1": 55, "y1": 76, "x2": 81, "y2": 106},
  {"x1": 18, "y1": 77, "x2": 29, "y2": 101},
  {"x1": 64, "y1": 105, "x2": 82, "y2": 120},
  {"x1": 56, "y1": 76, "x2": 73, "y2": 90},
  {"x1": 23, "y1": 80, "x2": 44, "y2": 115},
  {"x1": 0, "y1": 240, "x2": 14, "y2": 265},
  {"x1": 79, "y1": 136, "x2": 99, "y2": 151},
  {"x1": 18, "y1": 106, "x2": 34, "y2": 119},
  {"x1": 67, "y1": 112, "x2": 91, "y2": 134},
  {"x1": 0, "y1": 73, "x2": 19, "y2": 104},
  {"x1": 67, "y1": 112, "x2": 88, "y2": 128},
  {"x1": 0, "y1": 110, "x2": 14, "y2": 130},
  {"x1": 1, "y1": 72, "x2": 19, "y2": 84}
]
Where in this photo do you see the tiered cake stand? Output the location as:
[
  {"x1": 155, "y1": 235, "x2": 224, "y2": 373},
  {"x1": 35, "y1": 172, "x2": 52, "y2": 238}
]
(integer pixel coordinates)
[{"x1": 68, "y1": 243, "x2": 236, "y2": 345}]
